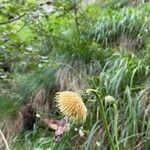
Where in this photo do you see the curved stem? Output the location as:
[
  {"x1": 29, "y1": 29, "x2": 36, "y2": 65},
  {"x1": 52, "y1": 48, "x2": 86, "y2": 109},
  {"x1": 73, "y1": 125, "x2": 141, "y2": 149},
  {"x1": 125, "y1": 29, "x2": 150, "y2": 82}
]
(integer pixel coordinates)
[
  {"x1": 87, "y1": 89, "x2": 115, "y2": 150},
  {"x1": 0, "y1": 129, "x2": 10, "y2": 150}
]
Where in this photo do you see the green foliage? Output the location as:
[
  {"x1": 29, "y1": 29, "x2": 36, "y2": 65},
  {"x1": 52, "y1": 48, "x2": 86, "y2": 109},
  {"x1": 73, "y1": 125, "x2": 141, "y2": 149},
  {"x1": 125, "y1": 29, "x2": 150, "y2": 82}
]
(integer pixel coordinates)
[
  {"x1": 95, "y1": 3, "x2": 150, "y2": 48},
  {"x1": 0, "y1": 95, "x2": 20, "y2": 117},
  {"x1": 0, "y1": 0, "x2": 150, "y2": 150}
]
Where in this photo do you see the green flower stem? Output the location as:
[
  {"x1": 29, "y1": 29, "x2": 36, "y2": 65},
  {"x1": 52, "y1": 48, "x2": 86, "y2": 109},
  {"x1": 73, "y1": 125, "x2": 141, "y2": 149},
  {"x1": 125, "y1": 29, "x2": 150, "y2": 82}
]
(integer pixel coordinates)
[
  {"x1": 113, "y1": 103, "x2": 119, "y2": 150},
  {"x1": 87, "y1": 89, "x2": 115, "y2": 150}
]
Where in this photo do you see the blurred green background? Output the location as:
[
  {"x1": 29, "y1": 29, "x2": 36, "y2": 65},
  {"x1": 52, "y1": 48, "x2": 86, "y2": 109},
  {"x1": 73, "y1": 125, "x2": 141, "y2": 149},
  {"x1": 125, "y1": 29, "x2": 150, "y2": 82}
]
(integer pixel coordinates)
[{"x1": 0, "y1": 0, "x2": 150, "y2": 150}]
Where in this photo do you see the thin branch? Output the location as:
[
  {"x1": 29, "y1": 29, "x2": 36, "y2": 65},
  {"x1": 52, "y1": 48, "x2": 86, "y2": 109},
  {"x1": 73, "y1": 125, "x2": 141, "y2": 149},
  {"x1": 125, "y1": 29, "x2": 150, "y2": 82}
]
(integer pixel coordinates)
[
  {"x1": 0, "y1": 14, "x2": 25, "y2": 25},
  {"x1": 73, "y1": 1, "x2": 80, "y2": 38},
  {"x1": 0, "y1": 129, "x2": 10, "y2": 150}
]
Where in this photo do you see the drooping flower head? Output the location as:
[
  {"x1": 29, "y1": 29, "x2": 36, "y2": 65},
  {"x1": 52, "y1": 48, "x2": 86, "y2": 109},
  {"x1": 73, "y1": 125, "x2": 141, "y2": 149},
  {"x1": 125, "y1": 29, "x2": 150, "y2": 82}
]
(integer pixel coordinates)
[{"x1": 55, "y1": 91, "x2": 87, "y2": 122}]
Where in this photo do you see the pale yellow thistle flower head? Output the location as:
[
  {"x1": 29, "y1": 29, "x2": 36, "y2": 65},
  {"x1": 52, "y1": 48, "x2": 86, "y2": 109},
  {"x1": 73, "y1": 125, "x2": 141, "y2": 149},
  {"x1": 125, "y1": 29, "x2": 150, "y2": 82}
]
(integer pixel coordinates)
[{"x1": 55, "y1": 91, "x2": 87, "y2": 122}]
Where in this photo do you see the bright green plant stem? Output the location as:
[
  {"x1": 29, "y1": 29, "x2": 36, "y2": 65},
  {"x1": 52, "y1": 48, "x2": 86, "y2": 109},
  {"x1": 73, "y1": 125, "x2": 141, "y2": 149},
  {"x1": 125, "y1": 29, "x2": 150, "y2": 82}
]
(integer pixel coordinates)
[
  {"x1": 87, "y1": 89, "x2": 115, "y2": 150},
  {"x1": 112, "y1": 103, "x2": 119, "y2": 150}
]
